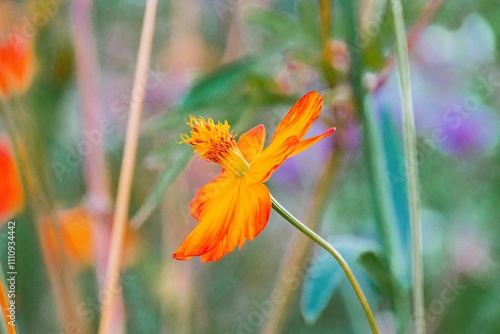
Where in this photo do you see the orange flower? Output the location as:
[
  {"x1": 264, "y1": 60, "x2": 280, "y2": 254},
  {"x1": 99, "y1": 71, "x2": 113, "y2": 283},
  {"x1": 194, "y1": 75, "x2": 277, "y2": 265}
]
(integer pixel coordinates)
[
  {"x1": 44, "y1": 205, "x2": 139, "y2": 267},
  {"x1": 0, "y1": 4, "x2": 35, "y2": 99},
  {"x1": 173, "y1": 91, "x2": 335, "y2": 262},
  {"x1": 45, "y1": 206, "x2": 95, "y2": 266},
  {"x1": 0, "y1": 137, "x2": 24, "y2": 223}
]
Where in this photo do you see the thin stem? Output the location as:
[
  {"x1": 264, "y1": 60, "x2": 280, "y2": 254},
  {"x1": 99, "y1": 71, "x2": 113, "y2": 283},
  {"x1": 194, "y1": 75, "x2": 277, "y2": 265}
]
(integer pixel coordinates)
[
  {"x1": 98, "y1": 0, "x2": 158, "y2": 333},
  {"x1": 271, "y1": 196, "x2": 379, "y2": 334},
  {"x1": 343, "y1": 1, "x2": 413, "y2": 330},
  {"x1": 262, "y1": 150, "x2": 340, "y2": 334},
  {"x1": 389, "y1": 0, "x2": 424, "y2": 332},
  {"x1": 374, "y1": 0, "x2": 445, "y2": 92}
]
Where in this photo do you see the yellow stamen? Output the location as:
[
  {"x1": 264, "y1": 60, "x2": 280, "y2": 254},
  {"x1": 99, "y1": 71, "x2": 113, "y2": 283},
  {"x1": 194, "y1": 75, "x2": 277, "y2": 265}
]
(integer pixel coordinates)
[{"x1": 180, "y1": 116, "x2": 250, "y2": 178}]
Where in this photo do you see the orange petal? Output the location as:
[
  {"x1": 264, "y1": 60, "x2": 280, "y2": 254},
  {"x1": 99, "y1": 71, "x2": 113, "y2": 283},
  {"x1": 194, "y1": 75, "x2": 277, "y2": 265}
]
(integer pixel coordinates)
[
  {"x1": 0, "y1": 61, "x2": 8, "y2": 95},
  {"x1": 237, "y1": 124, "x2": 266, "y2": 164},
  {"x1": 269, "y1": 91, "x2": 324, "y2": 146},
  {"x1": 173, "y1": 177, "x2": 271, "y2": 261},
  {"x1": 189, "y1": 171, "x2": 232, "y2": 221},
  {"x1": 0, "y1": 138, "x2": 24, "y2": 223},
  {"x1": 0, "y1": 32, "x2": 35, "y2": 98},
  {"x1": 174, "y1": 174, "x2": 236, "y2": 259},
  {"x1": 200, "y1": 181, "x2": 271, "y2": 262},
  {"x1": 58, "y1": 206, "x2": 94, "y2": 265},
  {"x1": 292, "y1": 127, "x2": 336, "y2": 157},
  {"x1": 246, "y1": 136, "x2": 299, "y2": 184},
  {"x1": 10, "y1": 42, "x2": 35, "y2": 94},
  {"x1": 0, "y1": 44, "x2": 11, "y2": 96},
  {"x1": 43, "y1": 205, "x2": 138, "y2": 267}
]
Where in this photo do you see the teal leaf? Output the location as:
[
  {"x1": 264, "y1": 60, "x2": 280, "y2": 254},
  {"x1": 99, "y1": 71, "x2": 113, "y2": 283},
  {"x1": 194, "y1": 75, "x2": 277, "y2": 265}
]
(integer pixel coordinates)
[
  {"x1": 301, "y1": 235, "x2": 378, "y2": 324},
  {"x1": 380, "y1": 110, "x2": 411, "y2": 285}
]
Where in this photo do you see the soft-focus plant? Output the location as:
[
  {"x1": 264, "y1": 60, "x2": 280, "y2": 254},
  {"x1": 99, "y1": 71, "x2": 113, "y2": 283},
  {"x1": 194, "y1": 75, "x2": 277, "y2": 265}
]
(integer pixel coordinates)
[{"x1": 0, "y1": 0, "x2": 499, "y2": 333}]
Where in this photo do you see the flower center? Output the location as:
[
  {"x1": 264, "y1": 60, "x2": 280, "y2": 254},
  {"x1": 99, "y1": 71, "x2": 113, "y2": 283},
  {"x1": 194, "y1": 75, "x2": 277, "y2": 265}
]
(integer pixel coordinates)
[{"x1": 180, "y1": 116, "x2": 250, "y2": 178}]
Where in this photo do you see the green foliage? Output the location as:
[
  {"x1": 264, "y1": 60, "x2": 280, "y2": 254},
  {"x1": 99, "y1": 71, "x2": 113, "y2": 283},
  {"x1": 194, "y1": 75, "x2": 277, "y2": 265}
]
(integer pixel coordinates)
[
  {"x1": 247, "y1": 0, "x2": 322, "y2": 65},
  {"x1": 131, "y1": 148, "x2": 191, "y2": 228},
  {"x1": 358, "y1": 251, "x2": 397, "y2": 306},
  {"x1": 123, "y1": 272, "x2": 161, "y2": 333},
  {"x1": 380, "y1": 110, "x2": 411, "y2": 282},
  {"x1": 301, "y1": 235, "x2": 378, "y2": 324},
  {"x1": 180, "y1": 58, "x2": 259, "y2": 111},
  {"x1": 1, "y1": 0, "x2": 499, "y2": 333}
]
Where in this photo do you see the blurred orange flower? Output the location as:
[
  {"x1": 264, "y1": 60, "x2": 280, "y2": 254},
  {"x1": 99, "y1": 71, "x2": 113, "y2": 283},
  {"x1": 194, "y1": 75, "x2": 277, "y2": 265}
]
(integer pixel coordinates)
[
  {"x1": 44, "y1": 206, "x2": 138, "y2": 267},
  {"x1": 0, "y1": 3, "x2": 35, "y2": 99},
  {"x1": 174, "y1": 91, "x2": 335, "y2": 262},
  {"x1": 0, "y1": 137, "x2": 24, "y2": 223}
]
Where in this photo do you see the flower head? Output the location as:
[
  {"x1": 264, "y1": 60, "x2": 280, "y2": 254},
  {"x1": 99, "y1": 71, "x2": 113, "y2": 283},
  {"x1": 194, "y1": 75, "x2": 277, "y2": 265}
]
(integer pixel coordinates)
[
  {"x1": 180, "y1": 116, "x2": 250, "y2": 177},
  {"x1": 174, "y1": 91, "x2": 335, "y2": 262}
]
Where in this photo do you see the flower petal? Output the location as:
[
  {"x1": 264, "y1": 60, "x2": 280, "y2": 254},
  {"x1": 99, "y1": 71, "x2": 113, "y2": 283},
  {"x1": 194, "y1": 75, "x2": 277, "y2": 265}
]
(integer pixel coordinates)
[
  {"x1": 0, "y1": 29, "x2": 35, "y2": 98},
  {"x1": 269, "y1": 91, "x2": 324, "y2": 146},
  {"x1": 246, "y1": 136, "x2": 299, "y2": 184},
  {"x1": 43, "y1": 205, "x2": 138, "y2": 267},
  {"x1": 189, "y1": 171, "x2": 232, "y2": 221},
  {"x1": 173, "y1": 176, "x2": 271, "y2": 261},
  {"x1": 292, "y1": 127, "x2": 336, "y2": 157},
  {"x1": 237, "y1": 124, "x2": 266, "y2": 164},
  {"x1": 200, "y1": 181, "x2": 271, "y2": 262},
  {"x1": 0, "y1": 138, "x2": 24, "y2": 223}
]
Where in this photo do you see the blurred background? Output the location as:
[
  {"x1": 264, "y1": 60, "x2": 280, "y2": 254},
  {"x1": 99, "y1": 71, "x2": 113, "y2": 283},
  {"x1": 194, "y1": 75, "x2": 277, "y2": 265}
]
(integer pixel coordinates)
[{"x1": 0, "y1": 0, "x2": 499, "y2": 333}]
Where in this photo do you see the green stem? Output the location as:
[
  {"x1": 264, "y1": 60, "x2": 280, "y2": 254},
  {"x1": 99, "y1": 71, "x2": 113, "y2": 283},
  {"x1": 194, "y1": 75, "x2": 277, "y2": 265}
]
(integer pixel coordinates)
[
  {"x1": 343, "y1": 5, "x2": 409, "y2": 327},
  {"x1": 342, "y1": 0, "x2": 403, "y2": 271},
  {"x1": 271, "y1": 195, "x2": 379, "y2": 334},
  {"x1": 262, "y1": 150, "x2": 340, "y2": 334},
  {"x1": 389, "y1": 1, "x2": 424, "y2": 332}
]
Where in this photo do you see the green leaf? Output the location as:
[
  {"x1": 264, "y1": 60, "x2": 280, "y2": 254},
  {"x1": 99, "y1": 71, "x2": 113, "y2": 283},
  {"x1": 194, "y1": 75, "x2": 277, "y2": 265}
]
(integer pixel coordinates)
[
  {"x1": 358, "y1": 251, "x2": 396, "y2": 304},
  {"x1": 300, "y1": 235, "x2": 378, "y2": 324},
  {"x1": 179, "y1": 57, "x2": 258, "y2": 110},
  {"x1": 246, "y1": 8, "x2": 298, "y2": 41},
  {"x1": 380, "y1": 110, "x2": 411, "y2": 284},
  {"x1": 144, "y1": 70, "x2": 276, "y2": 135},
  {"x1": 122, "y1": 271, "x2": 160, "y2": 333},
  {"x1": 131, "y1": 148, "x2": 191, "y2": 228}
]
